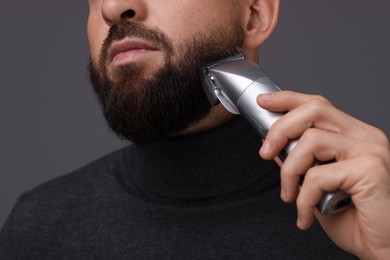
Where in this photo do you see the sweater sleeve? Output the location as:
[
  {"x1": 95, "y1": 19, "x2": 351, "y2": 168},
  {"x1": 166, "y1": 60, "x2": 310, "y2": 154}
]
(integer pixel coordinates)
[
  {"x1": 0, "y1": 191, "x2": 51, "y2": 259},
  {"x1": 0, "y1": 193, "x2": 27, "y2": 259}
]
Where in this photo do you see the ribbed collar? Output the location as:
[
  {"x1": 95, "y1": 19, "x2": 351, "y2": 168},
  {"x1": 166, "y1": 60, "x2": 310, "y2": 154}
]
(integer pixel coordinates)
[{"x1": 125, "y1": 117, "x2": 280, "y2": 206}]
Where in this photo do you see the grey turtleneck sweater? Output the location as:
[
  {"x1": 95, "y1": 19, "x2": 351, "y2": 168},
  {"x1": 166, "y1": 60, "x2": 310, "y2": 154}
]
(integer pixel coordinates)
[{"x1": 0, "y1": 117, "x2": 356, "y2": 259}]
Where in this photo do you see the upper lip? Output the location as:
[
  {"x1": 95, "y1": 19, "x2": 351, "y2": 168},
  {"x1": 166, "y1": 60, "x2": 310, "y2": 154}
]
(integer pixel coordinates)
[{"x1": 107, "y1": 39, "x2": 158, "y2": 62}]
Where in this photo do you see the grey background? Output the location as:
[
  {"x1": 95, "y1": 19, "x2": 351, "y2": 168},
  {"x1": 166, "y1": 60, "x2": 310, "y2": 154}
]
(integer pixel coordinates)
[{"x1": 0, "y1": 1, "x2": 389, "y2": 227}]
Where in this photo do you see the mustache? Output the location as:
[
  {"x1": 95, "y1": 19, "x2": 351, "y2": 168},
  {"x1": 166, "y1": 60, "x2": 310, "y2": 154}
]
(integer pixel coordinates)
[{"x1": 100, "y1": 22, "x2": 174, "y2": 64}]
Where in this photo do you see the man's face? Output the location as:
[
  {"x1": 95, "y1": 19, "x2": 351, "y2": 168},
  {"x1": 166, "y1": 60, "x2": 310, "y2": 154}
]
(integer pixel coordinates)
[{"x1": 87, "y1": 0, "x2": 246, "y2": 143}]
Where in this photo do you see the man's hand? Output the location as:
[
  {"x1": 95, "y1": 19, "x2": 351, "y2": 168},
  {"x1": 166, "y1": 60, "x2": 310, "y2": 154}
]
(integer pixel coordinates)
[{"x1": 257, "y1": 90, "x2": 390, "y2": 259}]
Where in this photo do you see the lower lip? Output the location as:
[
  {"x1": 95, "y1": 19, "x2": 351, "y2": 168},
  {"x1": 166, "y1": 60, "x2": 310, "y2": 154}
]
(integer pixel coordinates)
[{"x1": 112, "y1": 49, "x2": 154, "y2": 65}]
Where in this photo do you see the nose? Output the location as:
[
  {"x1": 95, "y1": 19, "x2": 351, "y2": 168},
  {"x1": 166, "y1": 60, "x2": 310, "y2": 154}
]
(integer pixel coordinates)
[{"x1": 101, "y1": 0, "x2": 147, "y2": 26}]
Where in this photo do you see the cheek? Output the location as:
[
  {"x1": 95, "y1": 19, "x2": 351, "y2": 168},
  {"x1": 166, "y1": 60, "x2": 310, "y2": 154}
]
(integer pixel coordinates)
[
  {"x1": 87, "y1": 15, "x2": 110, "y2": 65},
  {"x1": 149, "y1": 3, "x2": 207, "y2": 43},
  {"x1": 153, "y1": 3, "x2": 238, "y2": 47}
]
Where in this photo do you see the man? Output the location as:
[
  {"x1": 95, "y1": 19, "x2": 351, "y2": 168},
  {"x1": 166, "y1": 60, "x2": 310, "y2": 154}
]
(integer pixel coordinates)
[{"x1": 1, "y1": 0, "x2": 389, "y2": 259}]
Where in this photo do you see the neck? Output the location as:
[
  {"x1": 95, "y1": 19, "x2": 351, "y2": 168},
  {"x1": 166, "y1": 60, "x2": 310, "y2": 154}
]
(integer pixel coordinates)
[
  {"x1": 176, "y1": 105, "x2": 235, "y2": 136},
  {"x1": 123, "y1": 117, "x2": 279, "y2": 206}
]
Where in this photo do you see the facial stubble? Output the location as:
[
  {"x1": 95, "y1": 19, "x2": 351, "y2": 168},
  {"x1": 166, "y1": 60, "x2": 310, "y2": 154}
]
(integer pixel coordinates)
[{"x1": 89, "y1": 21, "x2": 244, "y2": 144}]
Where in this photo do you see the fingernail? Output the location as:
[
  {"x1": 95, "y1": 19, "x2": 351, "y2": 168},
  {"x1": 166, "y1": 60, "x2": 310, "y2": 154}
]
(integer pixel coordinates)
[
  {"x1": 297, "y1": 217, "x2": 303, "y2": 229},
  {"x1": 258, "y1": 93, "x2": 272, "y2": 102},
  {"x1": 281, "y1": 188, "x2": 287, "y2": 200},
  {"x1": 260, "y1": 140, "x2": 270, "y2": 155}
]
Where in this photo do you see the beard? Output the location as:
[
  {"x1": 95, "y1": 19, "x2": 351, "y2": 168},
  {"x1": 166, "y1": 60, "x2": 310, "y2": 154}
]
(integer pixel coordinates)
[{"x1": 89, "y1": 20, "x2": 244, "y2": 144}]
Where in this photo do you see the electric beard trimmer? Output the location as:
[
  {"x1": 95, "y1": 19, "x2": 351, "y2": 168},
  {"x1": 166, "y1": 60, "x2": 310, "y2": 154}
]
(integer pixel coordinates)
[{"x1": 202, "y1": 50, "x2": 352, "y2": 214}]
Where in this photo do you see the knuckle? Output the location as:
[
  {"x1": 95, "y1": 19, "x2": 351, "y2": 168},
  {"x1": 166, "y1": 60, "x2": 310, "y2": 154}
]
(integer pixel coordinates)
[
  {"x1": 304, "y1": 102, "x2": 328, "y2": 119},
  {"x1": 303, "y1": 167, "x2": 321, "y2": 185},
  {"x1": 372, "y1": 143, "x2": 390, "y2": 160},
  {"x1": 371, "y1": 126, "x2": 390, "y2": 146},
  {"x1": 301, "y1": 128, "x2": 321, "y2": 142},
  {"x1": 310, "y1": 95, "x2": 332, "y2": 106},
  {"x1": 296, "y1": 195, "x2": 309, "y2": 210},
  {"x1": 306, "y1": 96, "x2": 332, "y2": 113},
  {"x1": 360, "y1": 154, "x2": 389, "y2": 182},
  {"x1": 280, "y1": 164, "x2": 292, "y2": 178},
  {"x1": 283, "y1": 90, "x2": 294, "y2": 96},
  {"x1": 265, "y1": 130, "x2": 279, "y2": 145},
  {"x1": 267, "y1": 122, "x2": 285, "y2": 142}
]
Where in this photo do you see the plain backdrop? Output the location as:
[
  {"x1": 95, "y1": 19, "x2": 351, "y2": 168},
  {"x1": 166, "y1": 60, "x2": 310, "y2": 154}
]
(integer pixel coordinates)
[{"x1": 1, "y1": 1, "x2": 389, "y2": 227}]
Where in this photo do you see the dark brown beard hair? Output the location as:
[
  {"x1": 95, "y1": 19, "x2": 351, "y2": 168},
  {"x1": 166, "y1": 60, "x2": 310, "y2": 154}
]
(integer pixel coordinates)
[{"x1": 89, "y1": 20, "x2": 244, "y2": 144}]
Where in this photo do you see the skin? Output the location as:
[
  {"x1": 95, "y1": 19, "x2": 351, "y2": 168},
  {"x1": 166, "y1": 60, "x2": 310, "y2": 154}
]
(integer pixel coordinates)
[{"x1": 88, "y1": 0, "x2": 390, "y2": 258}]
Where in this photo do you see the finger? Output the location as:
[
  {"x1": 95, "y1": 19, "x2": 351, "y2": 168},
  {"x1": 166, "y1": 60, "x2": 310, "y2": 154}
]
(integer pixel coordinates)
[
  {"x1": 264, "y1": 104, "x2": 363, "y2": 159},
  {"x1": 280, "y1": 129, "x2": 358, "y2": 203},
  {"x1": 258, "y1": 93, "x2": 340, "y2": 160},
  {"x1": 260, "y1": 139, "x2": 284, "y2": 166},
  {"x1": 295, "y1": 162, "x2": 346, "y2": 230},
  {"x1": 295, "y1": 154, "x2": 386, "y2": 230},
  {"x1": 258, "y1": 91, "x2": 388, "y2": 146},
  {"x1": 257, "y1": 90, "x2": 332, "y2": 113}
]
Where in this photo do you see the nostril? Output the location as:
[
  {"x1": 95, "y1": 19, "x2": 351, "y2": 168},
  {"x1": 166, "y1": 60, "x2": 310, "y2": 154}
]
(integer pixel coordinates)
[{"x1": 121, "y1": 9, "x2": 136, "y2": 19}]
